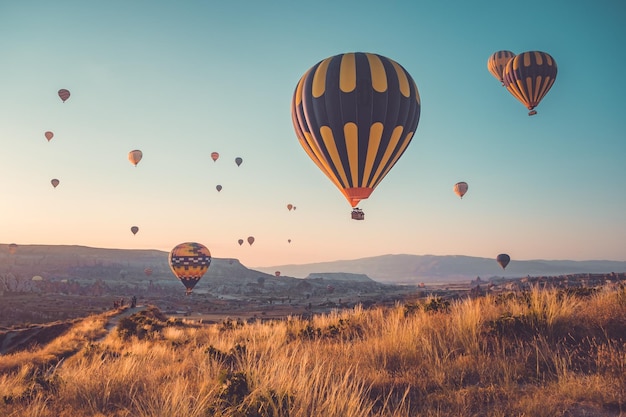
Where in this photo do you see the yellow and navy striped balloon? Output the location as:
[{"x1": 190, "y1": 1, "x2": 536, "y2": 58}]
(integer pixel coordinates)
[
  {"x1": 168, "y1": 242, "x2": 211, "y2": 294},
  {"x1": 291, "y1": 52, "x2": 421, "y2": 208},
  {"x1": 502, "y1": 51, "x2": 557, "y2": 116},
  {"x1": 487, "y1": 50, "x2": 515, "y2": 84}
]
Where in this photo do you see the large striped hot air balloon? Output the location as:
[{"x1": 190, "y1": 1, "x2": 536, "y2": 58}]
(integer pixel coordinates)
[
  {"x1": 168, "y1": 242, "x2": 212, "y2": 295},
  {"x1": 502, "y1": 51, "x2": 557, "y2": 116},
  {"x1": 291, "y1": 52, "x2": 421, "y2": 219},
  {"x1": 487, "y1": 50, "x2": 515, "y2": 85}
]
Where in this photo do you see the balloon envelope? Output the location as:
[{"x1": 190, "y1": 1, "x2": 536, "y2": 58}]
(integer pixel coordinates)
[
  {"x1": 291, "y1": 52, "x2": 421, "y2": 209},
  {"x1": 128, "y1": 150, "x2": 143, "y2": 166},
  {"x1": 247, "y1": 236, "x2": 255, "y2": 245},
  {"x1": 275, "y1": 271, "x2": 280, "y2": 277},
  {"x1": 502, "y1": 51, "x2": 557, "y2": 115},
  {"x1": 216, "y1": 185, "x2": 222, "y2": 192},
  {"x1": 44, "y1": 131, "x2": 54, "y2": 141},
  {"x1": 287, "y1": 204, "x2": 293, "y2": 211},
  {"x1": 496, "y1": 254, "x2": 511, "y2": 269},
  {"x1": 8, "y1": 243, "x2": 18, "y2": 255},
  {"x1": 487, "y1": 50, "x2": 515, "y2": 84},
  {"x1": 453, "y1": 182, "x2": 468, "y2": 199},
  {"x1": 211, "y1": 152, "x2": 219, "y2": 162},
  {"x1": 235, "y1": 157, "x2": 243, "y2": 166},
  {"x1": 58, "y1": 89, "x2": 70, "y2": 102},
  {"x1": 51, "y1": 179, "x2": 60, "y2": 188},
  {"x1": 131, "y1": 226, "x2": 139, "y2": 235},
  {"x1": 168, "y1": 242, "x2": 212, "y2": 294}
]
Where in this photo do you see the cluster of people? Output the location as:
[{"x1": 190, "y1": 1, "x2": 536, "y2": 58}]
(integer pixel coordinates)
[{"x1": 113, "y1": 295, "x2": 138, "y2": 309}]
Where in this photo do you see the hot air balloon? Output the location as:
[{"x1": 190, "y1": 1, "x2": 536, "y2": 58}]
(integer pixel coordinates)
[
  {"x1": 211, "y1": 152, "x2": 219, "y2": 162},
  {"x1": 131, "y1": 226, "x2": 139, "y2": 235},
  {"x1": 453, "y1": 182, "x2": 468, "y2": 199},
  {"x1": 326, "y1": 285, "x2": 335, "y2": 293},
  {"x1": 216, "y1": 185, "x2": 222, "y2": 192},
  {"x1": 288, "y1": 239, "x2": 291, "y2": 243},
  {"x1": 238, "y1": 239, "x2": 244, "y2": 246},
  {"x1": 44, "y1": 131, "x2": 54, "y2": 142},
  {"x1": 58, "y1": 89, "x2": 70, "y2": 103},
  {"x1": 51, "y1": 179, "x2": 60, "y2": 188},
  {"x1": 168, "y1": 242, "x2": 212, "y2": 295},
  {"x1": 235, "y1": 157, "x2": 243, "y2": 167},
  {"x1": 144, "y1": 267, "x2": 153, "y2": 277},
  {"x1": 287, "y1": 204, "x2": 293, "y2": 211},
  {"x1": 128, "y1": 150, "x2": 143, "y2": 167},
  {"x1": 8, "y1": 243, "x2": 18, "y2": 255},
  {"x1": 496, "y1": 254, "x2": 511, "y2": 270},
  {"x1": 247, "y1": 236, "x2": 255, "y2": 246},
  {"x1": 487, "y1": 50, "x2": 515, "y2": 85},
  {"x1": 291, "y1": 52, "x2": 421, "y2": 220},
  {"x1": 275, "y1": 271, "x2": 281, "y2": 277},
  {"x1": 502, "y1": 51, "x2": 557, "y2": 116}
]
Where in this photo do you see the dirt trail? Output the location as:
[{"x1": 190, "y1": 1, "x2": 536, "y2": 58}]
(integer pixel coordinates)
[{"x1": 97, "y1": 305, "x2": 146, "y2": 341}]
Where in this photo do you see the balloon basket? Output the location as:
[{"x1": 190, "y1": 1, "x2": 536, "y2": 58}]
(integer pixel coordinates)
[
  {"x1": 528, "y1": 110, "x2": 537, "y2": 116},
  {"x1": 351, "y1": 208, "x2": 365, "y2": 221}
]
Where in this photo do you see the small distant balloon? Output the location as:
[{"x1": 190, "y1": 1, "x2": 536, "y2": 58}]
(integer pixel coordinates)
[
  {"x1": 288, "y1": 239, "x2": 291, "y2": 243},
  {"x1": 58, "y1": 89, "x2": 70, "y2": 103},
  {"x1": 44, "y1": 131, "x2": 54, "y2": 142},
  {"x1": 275, "y1": 271, "x2": 281, "y2": 277},
  {"x1": 502, "y1": 51, "x2": 557, "y2": 116},
  {"x1": 238, "y1": 239, "x2": 244, "y2": 246},
  {"x1": 8, "y1": 243, "x2": 18, "y2": 255},
  {"x1": 235, "y1": 157, "x2": 243, "y2": 167},
  {"x1": 211, "y1": 152, "x2": 219, "y2": 162},
  {"x1": 216, "y1": 185, "x2": 222, "y2": 192},
  {"x1": 287, "y1": 204, "x2": 293, "y2": 211},
  {"x1": 131, "y1": 226, "x2": 139, "y2": 235},
  {"x1": 247, "y1": 236, "x2": 255, "y2": 246},
  {"x1": 144, "y1": 267, "x2": 153, "y2": 277},
  {"x1": 51, "y1": 179, "x2": 60, "y2": 188},
  {"x1": 128, "y1": 150, "x2": 143, "y2": 167},
  {"x1": 496, "y1": 254, "x2": 511, "y2": 270},
  {"x1": 453, "y1": 182, "x2": 468, "y2": 199},
  {"x1": 487, "y1": 50, "x2": 515, "y2": 85}
]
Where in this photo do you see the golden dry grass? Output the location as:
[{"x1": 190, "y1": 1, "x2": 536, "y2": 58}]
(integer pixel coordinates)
[{"x1": 0, "y1": 286, "x2": 624, "y2": 416}]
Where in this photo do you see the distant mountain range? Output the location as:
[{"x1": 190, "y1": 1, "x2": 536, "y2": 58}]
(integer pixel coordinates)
[
  {"x1": 2, "y1": 244, "x2": 625, "y2": 286},
  {"x1": 254, "y1": 254, "x2": 626, "y2": 284}
]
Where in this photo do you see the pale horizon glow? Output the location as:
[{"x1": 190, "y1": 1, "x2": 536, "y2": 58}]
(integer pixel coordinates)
[{"x1": 1, "y1": 1, "x2": 625, "y2": 268}]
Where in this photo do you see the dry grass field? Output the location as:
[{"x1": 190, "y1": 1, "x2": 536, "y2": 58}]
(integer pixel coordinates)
[{"x1": 0, "y1": 285, "x2": 624, "y2": 417}]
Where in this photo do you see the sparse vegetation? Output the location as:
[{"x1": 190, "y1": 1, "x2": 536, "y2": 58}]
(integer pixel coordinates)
[{"x1": 0, "y1": 285, "x2": 624, "y2": 416}]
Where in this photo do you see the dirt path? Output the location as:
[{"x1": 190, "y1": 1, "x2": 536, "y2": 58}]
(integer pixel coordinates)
[{"x1": 97, "y1": 305, "x2": 146, "y2": 341}]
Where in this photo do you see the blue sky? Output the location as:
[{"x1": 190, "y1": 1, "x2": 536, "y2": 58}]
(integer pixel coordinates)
[{"x1": 1, "y1": 1, "x2": 625, "y2": 267}]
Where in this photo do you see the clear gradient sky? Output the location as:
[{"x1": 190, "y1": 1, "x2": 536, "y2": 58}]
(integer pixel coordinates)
[{"x1": 1, "y1": 1, "x2": 625, "y2": 267}]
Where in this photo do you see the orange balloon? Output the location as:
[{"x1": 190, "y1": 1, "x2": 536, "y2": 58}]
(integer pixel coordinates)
[
  {"x1": 247, "y1": 236, "x2": 255, "y2": 246},
  {"x1": 44, "y1": 131, "x2": 54, "y2": 141},
  {"x1": 128, "y1": 150, "x2": 143, "y2": 167},
  {"x1": 211, "y1": 152, "x2": 219, "y2": 162}
]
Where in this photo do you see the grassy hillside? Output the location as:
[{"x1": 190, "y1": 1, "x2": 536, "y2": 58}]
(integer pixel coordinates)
[{"x1": 0, "y1": 285, "x2": 624, "y2": 416}]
